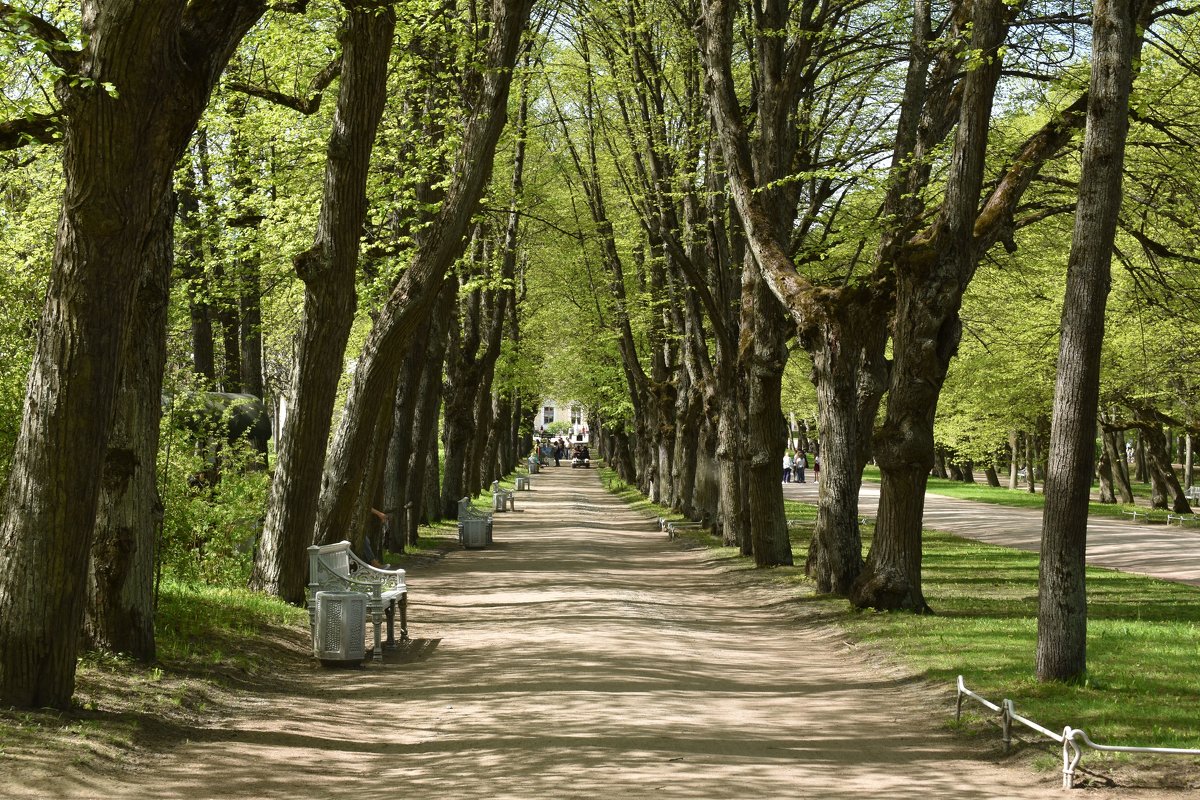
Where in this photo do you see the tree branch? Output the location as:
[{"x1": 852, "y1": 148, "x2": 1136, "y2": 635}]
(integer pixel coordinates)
[
  {"x1": 0, "y1": 112, "x2": 61, "y2": 150},
  {"x1": 972, "y1": 93, "x2": 1087, "y2": 255},
  {"x1": 227, "y1": 56, "x2": 342, "y2": 114},
  {"x1": 0, "y1": 4, "x2": 79, "y2": 72}
]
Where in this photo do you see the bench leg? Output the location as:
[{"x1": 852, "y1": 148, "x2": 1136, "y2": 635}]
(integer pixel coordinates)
[
  {"x1": 371, "y1": 610, "x2": 384, "y2": 660},
  {"x1": 307, "y1": 600, "x2": 319, "y2": 656},
  {"x1": 385, "y1": 600, "x2": 396, "y2": 648},
  {"x1": 400, "y1": 595, "x2": 409, "y2": 641}
]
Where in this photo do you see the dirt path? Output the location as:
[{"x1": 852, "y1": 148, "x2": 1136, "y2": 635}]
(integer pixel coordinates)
[
  {"x1": 11, "y1": 469, "x2": 1182, "y2": 798},
  {"x1": 784, "y1": 481, "x2": 1200, "y2": 587}
]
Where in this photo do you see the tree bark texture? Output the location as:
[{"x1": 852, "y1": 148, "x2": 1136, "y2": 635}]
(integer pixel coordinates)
[
  {"x1": 441, "y1": 284, "x2": 477, "y2": 515},
  {"x1": 1097, "y1": 437, "x2": 1117, "y2": 504},
  {"x1": 1037, "y1": 0, "x2": 1143, "y2": 684},
  {"x1": 252, "y1": 5, "x2": 396, "y2": 602},
  {"x1": 804, "y1": 295, "x2": 888, "y2": 594},
  {"x1": 743, "y1": 263, "x2": 793, "y2": 567},
  {"x1": 1139, "y1": 421, "x2": 1190, "y2": 512},
  {"x1": 0, "y1": 0, "x2": 266, "y2": 708},
  {"x1": 405, "y1": 285, "x2": 455, "y2": 543},
  {"x1": 86, "y1": 192, "x2": 173, "y2": 661}
]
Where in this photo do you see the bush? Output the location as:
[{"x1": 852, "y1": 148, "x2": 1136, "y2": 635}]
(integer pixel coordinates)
[{"x1": 157, "y1": 417, "x2": 268, "y2": 588}]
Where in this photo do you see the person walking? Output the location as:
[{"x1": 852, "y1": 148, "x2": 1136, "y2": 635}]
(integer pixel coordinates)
[
  {"x1": 782, "y1": 451, "x2": 793, "y2": 483},
  {"x1": 813, "y1": 454, "x2": 820, "y2": 482},
  {"x1": 795, "y1": 451, "x2": 807, "y2": 483}
]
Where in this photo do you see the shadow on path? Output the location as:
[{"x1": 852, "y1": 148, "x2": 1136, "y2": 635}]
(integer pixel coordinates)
[{"x1": 16, "y1": 467, "x2": 1184, "y2": 799}]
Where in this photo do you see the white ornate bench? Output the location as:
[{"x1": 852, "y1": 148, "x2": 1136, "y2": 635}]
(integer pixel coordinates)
[
  {"x1": 458, "y1": 497, "x2": 492, "y2": 548},
  {"x1": 491, "y1": 480, "x2": 516, "y2": 512},
  {"x1": 307, "y1": 541, "x2": 407, "y2": 659}
]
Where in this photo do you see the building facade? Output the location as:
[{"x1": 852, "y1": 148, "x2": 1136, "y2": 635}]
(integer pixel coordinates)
[{"x1": 536, "y1": 398, "x2": 588, "y2": 442}]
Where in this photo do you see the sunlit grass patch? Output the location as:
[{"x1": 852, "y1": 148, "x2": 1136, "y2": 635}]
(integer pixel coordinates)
[
  {"x1": 862, "y1": 465, "x2": 1186, "y2": 521},
  {"x1": 795, "y1": 525, "x2": 1200, "y2": 750}
]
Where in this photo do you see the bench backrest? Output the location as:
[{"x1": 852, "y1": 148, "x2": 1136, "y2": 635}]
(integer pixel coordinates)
[{"x1": 309, "y1": 541, "x2": 352, "y2": 584}]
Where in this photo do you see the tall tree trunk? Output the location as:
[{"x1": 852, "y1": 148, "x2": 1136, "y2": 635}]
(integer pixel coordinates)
[
  {"x1": 251, "y1": 6, "x2": 396, "y2": 602},
  {"x1": 1103, "y1": 426, "x2": 1135, "y2": 503},
  {"x1": 804, "y1": 298, "x2": 887, "y2": 595},
  {"x1": 672, "y1": 383, "x2": 702, "y2": 517},
  {"x1": 714, "y1": 365, "x2": 746, "y2": 548},
  {"x1": 1008, "y1": 430, "x2": 1019, "y2": 490},
  {"x1": 984, "y1": 466, "x2": 1001, "y2": 487},
  {"x1": 1134, "y1": 429, "x2": 1148, "y2": 483},
  {"x1": 216, "y1": 295, "x2": 242, "y2": 393},
  {"x1": 405, "y1": 286, "x2": 455, "y2": 543},
  {"x1": 744, "y1": 264, "x2": 792, "y2": 568},
  {"x1": 422, "y1": 439, "x2": 441, "y2": 527},
  {"x1": 239, "y1": 253, "x2": 264, "y2": 400},
  {"x1": 86, "y1": 192, "x2": 173, "y2": 661},
  {"x1": 0, "y1": 0, "x2": 266, "y2": 709},
  {"x1": 441, "y1": 288, "x2": 475, "y2": 514},
  {"x1": 854, "y1": 0, "x2": 1007, "y2": 612},
  {"x1": 1037, "y1": 0, "x2": 1145, "y2": 684},
  {"x1": 313, "y1": 0, "x2": 532, "y2": 545},
  {"x1": 935, "y1": 450, "x2": 952, "y2": 480},
  {"x1": 1097, "y1": 437, "x2": 1117, "y2": 504},
  {"x1": 1140, "y1": 421, "x2": 1190, "y2": 512},
  {"x1": 380, "y1": 352, "x2": 421, "y2": 554}
]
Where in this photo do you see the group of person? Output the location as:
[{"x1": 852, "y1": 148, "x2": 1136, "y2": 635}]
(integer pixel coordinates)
[
  {"x1": 537, "y1": 438, "x2": 590, "y2": 468},
  {"x1": 783, "y1": 450, "x2": 818, "y2": 483}
]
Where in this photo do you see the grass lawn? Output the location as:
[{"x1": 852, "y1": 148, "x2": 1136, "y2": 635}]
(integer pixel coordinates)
[
  {"x1": 601, "y1": 468, "x2": 1200, "y2": 764},
  {"x1": 861, "y1": 465, "x2": 1185, "y2": 523}
]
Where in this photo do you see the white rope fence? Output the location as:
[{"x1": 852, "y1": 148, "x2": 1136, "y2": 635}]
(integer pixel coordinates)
[{"x1": 956, "y1": 675, "x2": 1200, "y2": 789}]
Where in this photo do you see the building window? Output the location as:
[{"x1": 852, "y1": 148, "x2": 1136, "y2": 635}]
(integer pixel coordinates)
[
  {"x1": 571, "y1": 405, "x2": 582, "y2": 426},
  {"x1": 543, "y1": 406, "x2": 555, "y2": 425}
]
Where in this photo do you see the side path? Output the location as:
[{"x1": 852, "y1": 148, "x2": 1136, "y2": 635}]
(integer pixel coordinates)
[
  {"x1": 784, "y1": 482, "x2": 1200, "y2": 587},
  {"x1": 16, "y1": 469, "x2": 1179, "y2": 798}
]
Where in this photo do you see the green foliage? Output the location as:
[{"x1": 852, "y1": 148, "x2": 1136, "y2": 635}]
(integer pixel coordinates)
[
  {"x1": 0, "y1": 148, "x2": 60, "y2": 484},
  {"x1": 157, "y1": 408, "x2": 268, "y2": 587},
  {"x1": 155, "y1": 579, "x2": 307, "y2": 665}
]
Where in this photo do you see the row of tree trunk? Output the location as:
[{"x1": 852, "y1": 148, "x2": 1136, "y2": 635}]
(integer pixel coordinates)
[
  {"x1": 588, "y1": 0, "x2": 1174, "y2": 687},
  {"x1": 0, "y1": 0, "x2": 535, "y2": 709}
]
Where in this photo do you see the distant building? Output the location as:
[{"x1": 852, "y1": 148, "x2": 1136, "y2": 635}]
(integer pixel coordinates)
[{"x1": 536, "y1": 398, "x2": 588, "y2": 442}]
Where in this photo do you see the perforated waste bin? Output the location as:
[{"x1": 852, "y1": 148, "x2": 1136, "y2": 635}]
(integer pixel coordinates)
[{"x1": 314, "y1": 591, "x2": 366, "y2": 667}]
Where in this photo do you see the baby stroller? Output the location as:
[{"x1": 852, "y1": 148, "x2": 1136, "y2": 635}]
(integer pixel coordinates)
[{"x1": 571, "y1": 446, "x2": 591, "y2": 468}]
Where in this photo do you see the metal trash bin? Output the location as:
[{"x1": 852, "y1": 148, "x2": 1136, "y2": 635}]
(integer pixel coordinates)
[
  {"x1": 462, "y1": 519, "x2": 488, "y2": 549},
  {"x1": 314, "y1": 591, "x2": 366, "y2": 667}
]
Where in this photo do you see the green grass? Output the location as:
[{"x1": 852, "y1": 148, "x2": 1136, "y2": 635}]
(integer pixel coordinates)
[
  {"x1": 820, "y1": 526, "x2": 1200, "y2": 751},
  {"x1": 1, "y1": 581, "x2": 314, "y2": 773},
  {"x1": 861, "y1": 465, "x2": 1182, "y2": 523},
  {"x1": 602, "y1": 470, "x2": 1200, "y2": 761},
  {"x1": 155, "y1": 580, "x2": 309, "y2": 669}
]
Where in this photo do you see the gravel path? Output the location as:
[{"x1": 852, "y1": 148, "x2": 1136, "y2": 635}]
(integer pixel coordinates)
[{"x1": 11, "y1": 468, "x2": 1185, "y2": 798}]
